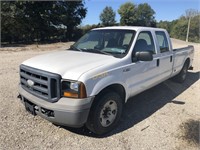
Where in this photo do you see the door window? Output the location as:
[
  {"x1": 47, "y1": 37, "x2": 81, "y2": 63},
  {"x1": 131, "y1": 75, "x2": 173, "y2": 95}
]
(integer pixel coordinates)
[
  {"x1": 155, "y1": 31, "x2": 169, "y2": 53},
  {"x1": 134, "y1": 31, "x2": 155, "y2": 54}
]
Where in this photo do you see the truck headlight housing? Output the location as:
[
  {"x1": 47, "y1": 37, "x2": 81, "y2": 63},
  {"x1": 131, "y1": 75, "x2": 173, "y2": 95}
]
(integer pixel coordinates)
[{"x1": 61, "y1": 80, "x2": 87, "y2": 98}]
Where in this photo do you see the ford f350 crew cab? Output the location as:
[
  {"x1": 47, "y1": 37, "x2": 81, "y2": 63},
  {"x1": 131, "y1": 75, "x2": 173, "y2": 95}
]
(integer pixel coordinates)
[{"x1": 18, "y1": 26, "x2": 194, "y2": 135}]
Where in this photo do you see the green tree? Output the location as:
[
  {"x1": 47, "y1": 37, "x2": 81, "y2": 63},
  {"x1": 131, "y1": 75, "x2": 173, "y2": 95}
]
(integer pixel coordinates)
[
  {"x1": 80, "y1": 24, "x2": 102, "y2": 35},
  {"x1": 170, "y1": 17, "x2": 188, "y2": 41},
  {"x1": 21, "y1": 2, "x2": 56, "y2": 41},
  {"x1": 1, "y1": 2, "x2": 25, "y2": 43},
  {"x1": 100, "y1": 6, "x2": 116, "y2": 26},
  {"x1": 118, "y1": 2, "x2": 156, "y2": 26},
  {"x1": 118, "y1": 2, "x2": 137, "y2": 25},
  {"x1": 170, "y1": 15, "x2": 199, "y2": 43},
  {"x1": 189, "y1": 15, "x2": 200, "y2": 42},
  {"x1": 1, "y1": 1, "x2": 58, "y2": 43},
  {"x1": 157, "y1": 21, "x2": 171, "y2": 31},
  {"x1": 52, "y1": 1, "x2": 87, "y2": 41},
  {"x1": 1, "y1": 1, "x2": 87, "y2": 43},
  {"x1": 157, "y1": 20, "x2": 178, "y2": 37},
  {"x1": 135, "y1": 3, "x2": 156, "y2": 27}
]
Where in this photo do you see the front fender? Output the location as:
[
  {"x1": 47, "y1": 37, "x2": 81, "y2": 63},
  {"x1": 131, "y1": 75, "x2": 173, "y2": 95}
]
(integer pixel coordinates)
[{"x1": 85, "y1": 71, "x2": 129, "y2": 101}]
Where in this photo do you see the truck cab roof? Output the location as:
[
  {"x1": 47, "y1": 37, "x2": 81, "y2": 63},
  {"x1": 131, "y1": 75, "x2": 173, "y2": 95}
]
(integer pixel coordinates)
[{"x1": 92, "y1": 26, "x2": 167, "y2": 32}]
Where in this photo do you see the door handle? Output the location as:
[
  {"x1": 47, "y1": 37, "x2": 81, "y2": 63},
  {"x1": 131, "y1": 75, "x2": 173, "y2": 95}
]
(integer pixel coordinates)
[
  {"x1": 157, "y1": 59, "x2": 160, "y2": 67},
  {"x1": 170, "y1": 56, "x2": 173, "y2": 62}
]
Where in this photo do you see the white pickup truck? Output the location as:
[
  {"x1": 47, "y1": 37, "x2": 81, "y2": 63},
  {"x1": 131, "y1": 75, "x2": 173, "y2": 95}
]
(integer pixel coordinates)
[{"x1": 18, "y1": 26, "x2": 194, "y2": 135}]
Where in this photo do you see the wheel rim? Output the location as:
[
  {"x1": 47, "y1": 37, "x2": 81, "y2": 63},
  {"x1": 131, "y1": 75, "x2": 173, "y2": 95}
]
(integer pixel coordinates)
[{"x1": 99, "y1": 100, "x2": 118, "y2": 127}]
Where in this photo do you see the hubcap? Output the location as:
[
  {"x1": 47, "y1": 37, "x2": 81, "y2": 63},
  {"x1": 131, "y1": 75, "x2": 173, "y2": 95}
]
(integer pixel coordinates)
[{"x1": 99, "y1": 100, "x2": 117, "y2": 127}]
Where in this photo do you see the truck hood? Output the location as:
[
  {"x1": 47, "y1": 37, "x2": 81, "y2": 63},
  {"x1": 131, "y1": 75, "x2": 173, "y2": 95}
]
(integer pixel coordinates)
[{"x1": 22, "y1": 50, "x2": 118, "y2": 80}]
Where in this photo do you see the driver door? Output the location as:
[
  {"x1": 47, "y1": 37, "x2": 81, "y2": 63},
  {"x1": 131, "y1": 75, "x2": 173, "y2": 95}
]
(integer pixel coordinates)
[{"x1": 124, "y1": 31, "x2": 160, "y2": 97}]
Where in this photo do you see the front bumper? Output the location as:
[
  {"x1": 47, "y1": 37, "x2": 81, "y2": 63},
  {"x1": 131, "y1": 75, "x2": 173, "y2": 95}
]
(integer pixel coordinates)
[{"x1": 18, "y1": 85, "x2": 94, "y2": 127}]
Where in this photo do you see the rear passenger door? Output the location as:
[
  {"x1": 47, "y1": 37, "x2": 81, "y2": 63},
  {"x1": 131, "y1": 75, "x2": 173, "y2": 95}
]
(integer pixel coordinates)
[{"x1": 155, "y1": 31, "x2": 173, "y2": 80}]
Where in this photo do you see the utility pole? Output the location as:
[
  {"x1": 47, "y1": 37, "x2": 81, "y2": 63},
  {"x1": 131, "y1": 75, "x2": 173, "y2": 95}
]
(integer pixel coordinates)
[
  {"x1": 186, "y1": 16, "x2": 191, "y2": 42},
  {"x1": 185, "y1": 9, "x2": 198, "y2": 42}
]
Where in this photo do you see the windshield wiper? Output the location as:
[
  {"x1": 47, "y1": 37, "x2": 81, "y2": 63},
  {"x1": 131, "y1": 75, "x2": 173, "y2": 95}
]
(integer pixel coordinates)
[
  {"x1": 69, "y1": 46, "x2": 112, "y2": 56},
  {"x1": 69, "y1": 45, "x2": 82, "y2": 52},
  {"x1": 83, "y1": 48, "x2": 112, "y2": 56}
]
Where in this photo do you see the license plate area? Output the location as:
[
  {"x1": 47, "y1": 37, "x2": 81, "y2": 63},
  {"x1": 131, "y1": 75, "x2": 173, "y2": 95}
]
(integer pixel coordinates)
[{"x1": 24, "y1": 99, "x2": 36, "y2": 116}]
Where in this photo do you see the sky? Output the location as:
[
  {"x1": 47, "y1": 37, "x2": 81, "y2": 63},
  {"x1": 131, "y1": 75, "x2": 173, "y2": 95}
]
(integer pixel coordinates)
[{"x1": 82, "y1": 0, "x2": 200, "y2": 25}]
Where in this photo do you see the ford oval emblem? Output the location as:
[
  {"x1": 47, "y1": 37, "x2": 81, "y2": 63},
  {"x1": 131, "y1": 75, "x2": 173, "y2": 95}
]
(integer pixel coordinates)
[{"x1": 27, "y1": 79, "x2": 34, "y2": 87}]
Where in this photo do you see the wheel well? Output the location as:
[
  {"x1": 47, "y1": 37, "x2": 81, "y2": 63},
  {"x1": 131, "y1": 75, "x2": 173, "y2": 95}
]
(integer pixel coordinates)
[{"x1": 97, "y1": 84, "x2": 126, "y2": 104}]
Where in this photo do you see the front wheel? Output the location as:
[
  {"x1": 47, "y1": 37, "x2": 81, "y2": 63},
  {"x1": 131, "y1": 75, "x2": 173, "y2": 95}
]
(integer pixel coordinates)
[{"x1": 86, "y1": 91, "x2": 123, "y2": 135}]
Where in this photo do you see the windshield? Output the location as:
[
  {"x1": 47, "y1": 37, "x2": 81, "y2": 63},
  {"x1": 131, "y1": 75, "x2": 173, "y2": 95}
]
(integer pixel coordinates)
[{"x1": 71, "y1": 29, "x2": 136, "y2": 58}]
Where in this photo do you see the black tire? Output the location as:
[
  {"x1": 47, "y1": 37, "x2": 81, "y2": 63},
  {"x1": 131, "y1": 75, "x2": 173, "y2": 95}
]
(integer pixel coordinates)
[
  {"x1": 173, "y1": 62, "x2": 189, "y2": 83},
  {"x1": 86, "y1": 91, "x2": 123, "y2": 135}
]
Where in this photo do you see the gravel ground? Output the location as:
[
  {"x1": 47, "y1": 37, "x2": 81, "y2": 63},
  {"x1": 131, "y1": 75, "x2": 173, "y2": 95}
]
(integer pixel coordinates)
[{"x1": 0, "y1": 39, "x2": 199, "y2": 150}]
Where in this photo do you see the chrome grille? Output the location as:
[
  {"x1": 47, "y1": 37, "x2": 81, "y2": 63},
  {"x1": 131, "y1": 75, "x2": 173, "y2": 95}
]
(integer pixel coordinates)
[{"x1": 20, "y1": 65, "x2": 61, "y2": 102}]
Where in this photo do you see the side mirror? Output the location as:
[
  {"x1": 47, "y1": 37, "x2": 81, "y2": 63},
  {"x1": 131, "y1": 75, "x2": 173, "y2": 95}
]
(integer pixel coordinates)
[{"x1": 134, "y1": 51, "x2": 153, "y2": 61}]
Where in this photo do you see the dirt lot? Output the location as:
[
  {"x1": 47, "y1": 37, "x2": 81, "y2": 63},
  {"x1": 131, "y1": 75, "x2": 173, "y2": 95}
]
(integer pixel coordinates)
[{"x1": 0, "y1": 39, "x2": 199, "y2": 150}]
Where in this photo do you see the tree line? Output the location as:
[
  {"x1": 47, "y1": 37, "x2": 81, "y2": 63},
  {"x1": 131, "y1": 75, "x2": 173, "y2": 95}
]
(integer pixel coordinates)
[
  {"x1": 1, "y1": 1, "x2": 87, "y2": 44},
  {"x1": 157, "y1": 9, "x2": 199, "y2": 43},
  {"x1": 1, "y1": 1, "x2": 199, "y2": 45},
  {"x1": 100, "y1": 2, "x2": 156, "y2": 27},
  {"x1": 94, "y1": 3, "x2": 200, "y2": 43}
]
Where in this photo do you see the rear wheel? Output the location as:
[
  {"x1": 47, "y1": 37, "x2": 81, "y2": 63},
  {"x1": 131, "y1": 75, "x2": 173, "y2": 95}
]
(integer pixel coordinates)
[
  {"x1": 173, "y1": 62, "x2": 189, "y2": 83},
  {"x1": 86, "y1": 91, "x2": 123, "y2": 135}
]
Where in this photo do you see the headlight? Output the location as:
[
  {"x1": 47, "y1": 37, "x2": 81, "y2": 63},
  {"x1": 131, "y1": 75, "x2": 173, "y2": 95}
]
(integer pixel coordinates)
[{"x1": 61, "y1": 80, "x2": 87, "y2": 98}]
